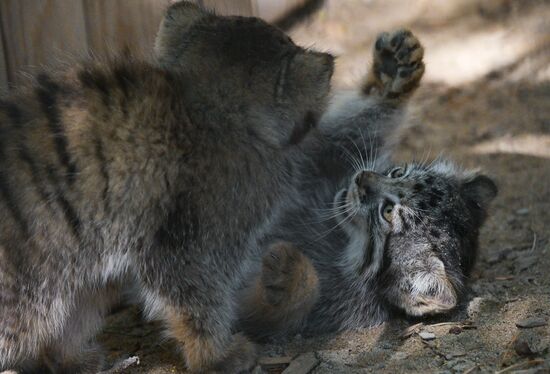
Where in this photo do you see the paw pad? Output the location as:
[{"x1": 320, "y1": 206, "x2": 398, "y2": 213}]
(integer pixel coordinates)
[{"x1": 370, "y1": 29, "x2": 425, "y2": 98}]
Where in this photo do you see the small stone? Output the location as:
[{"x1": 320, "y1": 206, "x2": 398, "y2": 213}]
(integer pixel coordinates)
[
  {"x1": 393, "y1": 352, "x2": 409, "y2": 360},
  {"x1": 282, "y1": 353, "x2": 319, "y2": 374},
  {"x1": 516, "y1": 317, "x2": 547, "y2": 328},
  {"x1": 419, "y1": 331, "x2": 436, "y2": 340},
  {"x1": 452, "y1": 361, "x2": 475, "y2": 372},
  {"x1": 467, "y1": 297, "x2": 485, "y2": 318},
  {"x1": 99, "y1": 356, "x2": 140, "y2": 374},
  {"x1": 259, "y1": 356, "x2": 292, "y2": 370},
  {"x1": 449, "y1": 326, "x2": 463, "y2": 335},
  {"x1": 382, "y1": 342, "x2": 393, "y2": 350},
  {"x1": 516, "y1": 208, "x2": 530, "y2": 215},
  {"x1": 444, "y1": 350, "x2": 467, "y2": 360},
  {"x1": 514, "y1": 339, "x2": 537, "y2": 356}
]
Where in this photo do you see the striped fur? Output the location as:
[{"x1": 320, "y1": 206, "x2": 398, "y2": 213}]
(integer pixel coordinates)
[{"x1": 0, "y1": 3, "x2": 335, "y2": 373}]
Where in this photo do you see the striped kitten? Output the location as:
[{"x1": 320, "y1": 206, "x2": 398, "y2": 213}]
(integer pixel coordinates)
[{"x1": 0, "y1": 2, "x2": 335, "y2": 373}]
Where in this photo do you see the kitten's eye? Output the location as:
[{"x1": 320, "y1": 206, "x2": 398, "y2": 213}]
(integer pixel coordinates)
[
  {"x1": 389, "y1": 167, "x2": 404, "y2": 178},
  {"x1": 382, "y1": 202, "x2": 394, "y2": 223}
]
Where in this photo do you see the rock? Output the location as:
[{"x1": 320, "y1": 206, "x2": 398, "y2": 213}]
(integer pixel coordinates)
[
  {"x1": 467, "y1": 297, "x2": 485, "y2": 318},
  {"x1": 393, "y1": 352, "x2": 409, "y2": 360},
  {"x1": 516, "y1": 208, "x2": 530, "y2": 215},
  {"x1": 99, "y1": 356, "x2": 140, "y2": 374},
  {"x1": 511, "y1": 369, "x2": 545, "y2": 374},
  {"x1": 444, "y1": 349, "x2": 467, "y2": 360},
  {"x1": 401, "y1": 322, "x2": 424, "y2": 339},
  {"x1": 449, "y1": 326, "x2": 463, "y2": 335},
  {"x1": 445, "y1": 359, "x2": 475, "y2": 371},
  {"x1": 419, "y1": 331, "x2": 436, "y2": 340},
  {"x1": 259, "y1": 356, "x2": 293, "y2": 370},
  {"x1": 282, "y1": 353, "x2": 319, "y2": 374},
  {"x1": 516, "y1": 317, "x2": 547, "y2": 328},
  {"x1": 514, "y1": 338, "x2": 537, "y2": 356},
  {"x1": 452, "y1": 361, "x2": 476, "y2": 372}
]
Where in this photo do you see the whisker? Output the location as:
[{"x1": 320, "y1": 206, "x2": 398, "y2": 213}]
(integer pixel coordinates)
[{"x1": 310, "y1": 205, "x2": 359, "y2": 242}]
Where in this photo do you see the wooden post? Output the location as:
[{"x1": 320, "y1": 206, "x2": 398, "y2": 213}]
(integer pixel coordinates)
[
  {"x1": 82, "y1": 0, "x2": 170, "y2": 57},
  {"x1": 198, "y1": 0, "x2": 256, "y2": 16},
  {"x1": 0, "y1": 24, "x2": 8, "y2": 92},
  {"x1": 0, "y1": 0, "x2": 308, "y2": 89},
  {"x1": 0, "y1": 0, "x2": 88, "y2": 86}
]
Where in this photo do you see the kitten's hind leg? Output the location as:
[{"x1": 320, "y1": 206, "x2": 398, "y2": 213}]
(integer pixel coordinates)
[
  {"x1": 240, "y1": 242, "x2": 319, "y2": 340},
  {"x1": 363, "y1": 29, "x2": 425, "y2": 100}
]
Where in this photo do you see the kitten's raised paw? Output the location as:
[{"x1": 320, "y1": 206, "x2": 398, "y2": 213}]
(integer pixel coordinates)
[{"x1": 364, "y1": 29, "x2": 425, "y2": 99}]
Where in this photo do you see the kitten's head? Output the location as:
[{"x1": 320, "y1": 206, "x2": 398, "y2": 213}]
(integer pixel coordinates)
[
  {"x1": 154, "y1": 1, "x2": 334, "y2": 147},
  {"x1": 335, "y1": 160, "x2": 497, "y2": 316}
]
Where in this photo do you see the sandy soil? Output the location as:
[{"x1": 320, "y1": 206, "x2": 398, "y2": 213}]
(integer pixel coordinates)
[{"x1": 99, "y1": 1, "x2": 550, "y2": 372}]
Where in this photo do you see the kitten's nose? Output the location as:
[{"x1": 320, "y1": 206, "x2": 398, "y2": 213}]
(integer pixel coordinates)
[
  {"x1": 355, "y1": 171, "x2": 380, "y2": 188},
  {"x1": 355, "y1": 171, "x2": 382, "y2": 202}
]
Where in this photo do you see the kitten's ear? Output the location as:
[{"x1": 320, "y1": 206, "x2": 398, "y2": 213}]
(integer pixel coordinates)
[
  {"x1": 155, "y1": 1, "x2": 206, "y2": 65},
  {"x1": 461, "y1": 174, "x2": 498, "y2": 209},
  {"x1": 283, "y1": 51, "x2": 334, "y2": 102}
]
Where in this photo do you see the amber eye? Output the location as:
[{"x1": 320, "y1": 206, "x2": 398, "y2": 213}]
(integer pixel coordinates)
[
  {"x1": 389, "y1": 167, "x2": 404, "y2": 178},
  {"x1": 382, "y1": 202, "x2": 394, "y2": 222}
]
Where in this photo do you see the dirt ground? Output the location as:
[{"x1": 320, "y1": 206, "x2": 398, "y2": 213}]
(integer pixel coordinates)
[{"x1": 99, "y1": 1, "x2": 550, "y2": 372}]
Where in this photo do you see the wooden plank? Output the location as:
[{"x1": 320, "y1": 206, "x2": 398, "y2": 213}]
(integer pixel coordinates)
[
  {"x1": 256, "y1": 0, "x2": 309, "y2": 22},
  {"x1": 0, "y1": 20, "x2": 8, "y2": 92},
  {"x1": 0, "y1": 0, "x2": 88, "y2": 86},
  {"x1": 199, "y1": 0, "x2": 256, "y2": 16},
  {"x1": 282, "y1": 353, "x2": 320, "y2": 374},
  {"x1": 82, "y1": 0, "x2": 171, "y2": 57}
]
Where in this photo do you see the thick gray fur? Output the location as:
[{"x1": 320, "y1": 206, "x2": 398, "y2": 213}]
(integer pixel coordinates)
[{"x1": 239, "y1": 31, "x2": 497, "y2": 339}]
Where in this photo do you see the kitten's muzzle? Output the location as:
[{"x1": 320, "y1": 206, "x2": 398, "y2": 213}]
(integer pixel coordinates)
[
  {"x1": 354, "y1": 170, "x2": 381, "y2": 203},
  {"x1": 354, "y1": 171, "x2": 399, "y2": 204}
]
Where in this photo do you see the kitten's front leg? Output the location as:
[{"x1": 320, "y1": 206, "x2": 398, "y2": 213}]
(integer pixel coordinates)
[
  {"x1": 138, "y1": 249, "x2": 257, "y2": 373},
  {"x1": 308, "y1": 29, "x2": 425, "y2": 182},
  {"x1": 141, "y1": 282, "x2": 257, "y2": 373}
]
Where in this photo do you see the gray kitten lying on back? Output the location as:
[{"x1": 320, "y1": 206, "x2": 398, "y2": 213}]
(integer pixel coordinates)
[{"x1": 239, "y1": 29, "x2": 497, "y2": 338}]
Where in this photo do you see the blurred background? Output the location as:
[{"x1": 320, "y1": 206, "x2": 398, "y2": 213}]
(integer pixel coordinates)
[
  {"x1": 1, "y1": 0, "x2": 548, "y2": 90},
  {"x1": 1, "y1": 0, "x2": 549, "y2": 372},
  {"x1": 0, "y1": 0, "x2": 309, "y2": 90}
]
